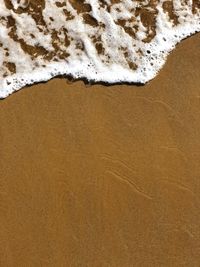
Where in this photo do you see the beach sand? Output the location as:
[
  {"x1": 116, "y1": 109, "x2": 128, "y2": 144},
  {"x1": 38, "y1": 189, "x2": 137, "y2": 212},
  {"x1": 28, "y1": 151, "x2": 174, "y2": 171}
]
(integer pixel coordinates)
[{"x1": 0, "y1": 33, "x2": 200, "y2": 266}]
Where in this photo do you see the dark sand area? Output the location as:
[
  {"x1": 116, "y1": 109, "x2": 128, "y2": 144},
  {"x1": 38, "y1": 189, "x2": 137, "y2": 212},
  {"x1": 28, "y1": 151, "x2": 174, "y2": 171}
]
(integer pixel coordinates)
[{"x1": 0, "y1": 33, "x2": 200, "y2": 266}]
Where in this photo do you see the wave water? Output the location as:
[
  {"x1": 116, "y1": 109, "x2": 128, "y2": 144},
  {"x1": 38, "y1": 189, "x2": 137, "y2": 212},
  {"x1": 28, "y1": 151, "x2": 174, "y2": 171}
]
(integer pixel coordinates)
[{"x1": 0, "y1": 0, "x2": 199, "y2": 98}]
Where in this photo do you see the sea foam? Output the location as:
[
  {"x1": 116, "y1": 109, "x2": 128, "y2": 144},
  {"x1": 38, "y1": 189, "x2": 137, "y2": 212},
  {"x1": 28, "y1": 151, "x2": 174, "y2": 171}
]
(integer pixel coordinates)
[{"x1": 0, "y1": 0, "x2": 199, "y2": 98}]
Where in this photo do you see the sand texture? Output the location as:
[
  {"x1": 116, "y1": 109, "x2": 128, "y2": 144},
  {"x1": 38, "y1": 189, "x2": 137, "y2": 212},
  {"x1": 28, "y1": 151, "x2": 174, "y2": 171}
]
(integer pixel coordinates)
[{"x1": 0, "y1": 33, "x2": 200, "y2": 266}]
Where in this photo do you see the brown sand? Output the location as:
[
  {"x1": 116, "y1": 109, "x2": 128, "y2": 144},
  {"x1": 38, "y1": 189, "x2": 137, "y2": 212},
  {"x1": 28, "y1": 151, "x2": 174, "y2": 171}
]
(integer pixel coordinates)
[{"x1": 0, "y1": 33, "x2": 200, "y2": 266}]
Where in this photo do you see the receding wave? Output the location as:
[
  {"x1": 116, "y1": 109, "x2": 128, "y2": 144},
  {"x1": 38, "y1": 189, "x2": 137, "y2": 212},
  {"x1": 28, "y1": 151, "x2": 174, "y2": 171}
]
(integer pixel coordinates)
[{"x1": 0, "y1": 0, "x2": 199, "y2": 98}]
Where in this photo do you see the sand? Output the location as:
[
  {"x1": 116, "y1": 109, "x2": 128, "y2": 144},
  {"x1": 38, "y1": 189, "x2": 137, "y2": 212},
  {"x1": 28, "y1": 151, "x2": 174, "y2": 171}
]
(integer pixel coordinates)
[{"x1": 0, "y1": 33, "x2": 200, "y2": 266}]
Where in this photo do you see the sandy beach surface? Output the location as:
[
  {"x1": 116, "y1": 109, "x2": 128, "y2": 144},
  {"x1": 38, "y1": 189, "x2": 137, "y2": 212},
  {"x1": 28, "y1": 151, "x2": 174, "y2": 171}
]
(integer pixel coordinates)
[{"x1": 0, "y1": 33, "x2": 200, "y2": 266}]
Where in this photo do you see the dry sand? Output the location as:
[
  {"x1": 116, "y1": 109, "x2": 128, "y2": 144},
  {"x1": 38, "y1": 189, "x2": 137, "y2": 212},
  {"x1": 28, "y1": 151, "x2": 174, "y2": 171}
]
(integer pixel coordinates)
[{"x1": 0, "y1": 33, "x2": 200, "y2": 266}]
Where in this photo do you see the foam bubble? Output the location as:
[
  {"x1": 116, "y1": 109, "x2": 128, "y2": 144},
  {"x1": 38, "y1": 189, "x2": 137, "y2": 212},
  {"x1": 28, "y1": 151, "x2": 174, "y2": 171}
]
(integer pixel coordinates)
[{"x1": 0, "y1": 0, "x2": 199, "y2": 98}]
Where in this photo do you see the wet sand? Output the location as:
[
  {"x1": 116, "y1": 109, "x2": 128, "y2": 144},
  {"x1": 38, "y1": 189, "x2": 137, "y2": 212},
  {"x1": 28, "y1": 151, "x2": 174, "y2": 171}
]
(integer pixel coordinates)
[{"x1": 0, "y1": 33, "x2": 200, "y2": 266}]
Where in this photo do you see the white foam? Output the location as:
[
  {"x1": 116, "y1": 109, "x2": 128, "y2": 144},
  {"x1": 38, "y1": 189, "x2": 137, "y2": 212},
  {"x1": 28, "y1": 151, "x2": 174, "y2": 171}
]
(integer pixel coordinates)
[{"x1": 0, "y1": 0, "x2": 199, "y2": 98}]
